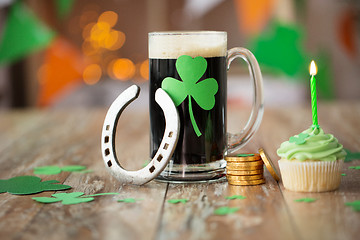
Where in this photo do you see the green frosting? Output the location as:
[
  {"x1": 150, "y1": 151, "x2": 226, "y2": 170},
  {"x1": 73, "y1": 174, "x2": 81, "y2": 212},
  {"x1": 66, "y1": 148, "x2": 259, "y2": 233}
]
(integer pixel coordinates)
[{"x1": 277, "y1": 127, "x2": 347, "y2": 161}]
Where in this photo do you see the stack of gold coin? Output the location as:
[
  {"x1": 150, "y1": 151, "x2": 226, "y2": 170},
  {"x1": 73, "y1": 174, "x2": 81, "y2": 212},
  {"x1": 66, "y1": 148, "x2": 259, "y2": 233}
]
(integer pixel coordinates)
[{"x1": 225, "y1": 153, "x2": 265, "y2": 186}]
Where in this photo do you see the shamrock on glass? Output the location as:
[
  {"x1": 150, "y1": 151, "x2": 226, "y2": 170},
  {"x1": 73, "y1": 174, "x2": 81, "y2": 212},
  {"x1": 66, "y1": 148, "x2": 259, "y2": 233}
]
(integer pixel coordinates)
[
  {"x1": 149, "y1": 31, "x2": 264, "y2": 182},
  {"x1": 162, "y1": 55, "x2": 218, "y2": 137}
]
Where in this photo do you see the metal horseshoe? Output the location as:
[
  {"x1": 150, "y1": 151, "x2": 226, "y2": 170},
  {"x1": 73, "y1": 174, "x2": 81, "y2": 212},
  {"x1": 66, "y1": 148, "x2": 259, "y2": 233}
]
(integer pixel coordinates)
[{"x1": 101, "y1": 85, "x2": 180, "y2": 185}]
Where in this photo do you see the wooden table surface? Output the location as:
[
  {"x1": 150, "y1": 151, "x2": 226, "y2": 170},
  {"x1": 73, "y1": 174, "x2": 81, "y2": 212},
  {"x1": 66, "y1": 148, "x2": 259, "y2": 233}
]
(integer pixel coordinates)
[{"x1": 0, "y1": 101, "x2": 359, "y2": 240}]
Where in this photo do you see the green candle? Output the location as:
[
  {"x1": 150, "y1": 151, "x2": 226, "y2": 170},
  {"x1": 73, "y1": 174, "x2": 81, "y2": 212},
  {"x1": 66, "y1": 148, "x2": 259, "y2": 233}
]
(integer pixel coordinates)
[{"x1": 309, "y1": 61, "x2": 319, "y2": 129}]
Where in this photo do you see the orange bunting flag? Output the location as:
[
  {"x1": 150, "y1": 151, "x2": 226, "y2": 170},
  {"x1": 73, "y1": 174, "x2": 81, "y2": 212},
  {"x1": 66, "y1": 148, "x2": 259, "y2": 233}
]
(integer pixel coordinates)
[
  {"x1": 37, "y1": 37, "x2": 86, "y2": 107},
  {"x1": 338, "y1": 8, "x2": 357, "y2": 58},
  {"x1": 234, "y1": 0, "x2": 275, "y2": 36}
]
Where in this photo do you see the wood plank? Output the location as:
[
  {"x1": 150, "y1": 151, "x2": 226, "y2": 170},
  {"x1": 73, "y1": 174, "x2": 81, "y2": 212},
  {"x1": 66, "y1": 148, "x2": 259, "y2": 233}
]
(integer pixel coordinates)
[
  {"x1": 0, "y1": 110, "x2": 167, "y2": 240},
  {"x1": 0, "y1": 110, "x2": 47, "y2": 153},
  {"x1": 156, "y1": 106, "x2": 299, "y2": 240},
  {"x1": 157, "y1": 171, "x2": 297, "y2": 240},
  {"x1": 0, "y1": 110, "x2": 105, "y2": 239},
  {"x1": 279, "y1": 161, "x2": 360, "y2": 240},
  {"x1": 0, "y1": 110, "x2": 103, "y2": 179},
  {"x1": 15, "y1": 176, "x2": 168, "y2": 240},
  {"x1": 0, "y1": 102, "x2": 359, "y2": 240},
  {"x1": 260, "y1": 102, "x2": 360, "y2": 240}
]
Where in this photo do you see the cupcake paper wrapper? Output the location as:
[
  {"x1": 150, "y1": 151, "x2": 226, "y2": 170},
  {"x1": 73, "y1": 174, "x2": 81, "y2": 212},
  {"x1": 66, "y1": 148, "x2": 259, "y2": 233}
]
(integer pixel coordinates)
[{"x1": 278, "y1": 159, "x2": 343, "y2": 192}]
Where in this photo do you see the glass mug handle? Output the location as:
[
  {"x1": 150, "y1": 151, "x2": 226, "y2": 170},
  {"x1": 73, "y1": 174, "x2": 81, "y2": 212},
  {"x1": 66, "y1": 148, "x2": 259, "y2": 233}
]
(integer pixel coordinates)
[{"x1": 226, "y1": 47, "x2": 264, "y2": 155}]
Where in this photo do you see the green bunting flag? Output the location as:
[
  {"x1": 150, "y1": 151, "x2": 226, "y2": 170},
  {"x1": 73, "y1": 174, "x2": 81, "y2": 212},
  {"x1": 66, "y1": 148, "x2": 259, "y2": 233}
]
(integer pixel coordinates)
[
  {"x1": 0, "y1": 1, "x2": 55, "y2": 64},
  {"x1": 54, "y1": 0, "x2": 75, "y2": 19},
  {"x1": 249, "y1": 21, "x2": 334, "y2": 99},
  {"x1": 250, "y1": 21, "x2": 308, "y2": 77}
]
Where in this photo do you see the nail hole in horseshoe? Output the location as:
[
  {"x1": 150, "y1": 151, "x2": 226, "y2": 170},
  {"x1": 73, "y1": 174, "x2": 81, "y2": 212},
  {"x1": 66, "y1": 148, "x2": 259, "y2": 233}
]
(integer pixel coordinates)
[
  {"x1": 163, "y1": 143, "x2": 169, "y2": 150},
  {"x1": 149, "y1": 166, "x2": 155, "y2": 173},
  {"x1": 104, "y1": 136, "x2": 109, "y2": 143},
  {"x1": 105, "y1": 148, "x2": 110, "y2": 156},
  {"x1": 157, "y1": 154, "x2": 163, "y2": 162},
  {"x1": 106, "y1": 125, "x2": 110, "y2": 130},
  {"x1": 107, "y1": 160, "x2": 112, "y2": 167},
  {"x1": 168, "y1": 131, "x2": 173, "y2": 138}
]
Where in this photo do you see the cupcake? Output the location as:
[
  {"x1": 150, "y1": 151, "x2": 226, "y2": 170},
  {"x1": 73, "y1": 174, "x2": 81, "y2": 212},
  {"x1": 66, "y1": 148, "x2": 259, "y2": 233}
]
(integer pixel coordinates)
[{"x1": 277, "y1": 127, "x2": 346, "y2": 192}]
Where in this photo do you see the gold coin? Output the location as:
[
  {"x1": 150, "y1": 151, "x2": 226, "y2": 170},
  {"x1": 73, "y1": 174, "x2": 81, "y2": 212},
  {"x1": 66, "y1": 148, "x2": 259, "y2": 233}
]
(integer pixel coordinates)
[
  {"x1": 225, "y1": 153, "x2": 261, "y2": 162},
  {"x1": 227, "y1": 160, "x2": 263, "y2": 169},
  {"x1": 226, "y1": 164, "x2": 263, "y2": 171},
  {"x1": 227, "y1": 160, "x2": 263, "y2": 167},
  {"x1": 227, "y1": 178, "x2": 265, "y2": 186},
  {"x1": 259, "y1": 148, "x2": 280, "y2": 182},
  {"x1": 227, "y1": 174, "x2": 264, "y2": 181},
  {"x1": 226, "y1": 168, "x2": 263, "y2": 175}
]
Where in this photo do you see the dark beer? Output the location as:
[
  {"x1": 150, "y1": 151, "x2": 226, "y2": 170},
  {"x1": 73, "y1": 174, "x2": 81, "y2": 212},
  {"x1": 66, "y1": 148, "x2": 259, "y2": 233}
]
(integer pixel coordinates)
[
  {"x1": 149, "y1": 56, "x2": 227, "y2": 166},
  {"x1": 148, "y1": 31, "x2": 264, "y2": 181}
]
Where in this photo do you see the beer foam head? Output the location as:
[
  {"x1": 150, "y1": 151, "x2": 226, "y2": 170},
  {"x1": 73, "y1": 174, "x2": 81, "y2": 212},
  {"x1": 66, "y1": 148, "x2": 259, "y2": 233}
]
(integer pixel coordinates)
[{"x1": 149, "y1": 31, "x2": 227, "y2": 59}]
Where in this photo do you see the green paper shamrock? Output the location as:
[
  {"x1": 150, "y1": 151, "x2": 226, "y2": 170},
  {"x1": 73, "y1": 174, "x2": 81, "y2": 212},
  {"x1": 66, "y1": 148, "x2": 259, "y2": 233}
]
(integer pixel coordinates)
[
  {"x1": 61, "y1": 165, "x2": 87, "y2": 172},
  {"x1": 33, "y1": 192, "x2": 119, "y2": 205},
  {"x1": 236, "y1": 154, "x2": 255, "y2": 157},
  {"x1": 225, "y1": 195, "x2": 246, "y2": 200},
  {"x1": 289, "y1": 133, "x2": 310, "y2": 145},
  {"x1": 345, "y1": 149, "x2": 360, "y2": 162},
  {"x1": 167, "y1": 198, "x2": 189, "y2": 204},
  {"x1": 349, "y1": 166, "x2": 360, "y2": 170},
  {"x1": 294, "y1": 198, "x2": 317, "y2": 203},
  {"x1": 345, "y1": 200, "x2": 360, "y2": 212},
  {"x1": 33, "y1": 192, "x2": 94, "y2": 205},
  {"x1": 341, "y1": 173, "x2": 347, "y2": 176},
  {"x1": 118, "y1": 198, "x2": 142, "y2": 203},
  {"x1": 34, "y1": 166, "x2": 62, "y2": 175},
  {"x1": 162, "y1": 55, "x2": 218, "y2": 137},
  {"x1": 34, "y1": 165, "x2": 87, "y2": 175},
  {"x1": 214, "y1": 206, "x2": 239, "y2": 215},
  {"x1": 0, "y1": 176, "x2": 71, "y2": 195}
]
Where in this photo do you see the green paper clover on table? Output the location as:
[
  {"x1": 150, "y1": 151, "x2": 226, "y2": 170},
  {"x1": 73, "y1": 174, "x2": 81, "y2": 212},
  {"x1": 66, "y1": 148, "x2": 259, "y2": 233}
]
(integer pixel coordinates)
[
  {"x1": 345, "y1": 200, "x2": 360, "y2": 212},
  {"x1": 289, "y1": 133, "x2": 310, "y2": 145},
  {"x1": 33, "y1": 192, "x2": 94, "y2": 205},
  {"x1": 118, "y1": 198, "x2": 142, "y2": 203},
  {"x1": 214, "y1": 206, "x2": 239, "y2": 215},
  {"x1": 344, "y1": 149, "x2": 360, "y2": 162},
  {"x1": 236, "y1": 154, "x2": 255, "y2": 157},
  {"x1": 349, "y1": 166, "x2": 360, "y2": 170},
  {"x1": 34, "y1": 165, "x2": 87, "y2": 175},
  {"x1": 61, "y1": 165, "x2": 87, "y2": 172},
  {"x1": 34, "y1": 166, "x2": 62, "y2": 175},
  {"x1": 225, "y1": 195, "x2": 246, "y2": 200},
  {"x1": 33, "y1": 192, "x2": 119, "y2": 205},
  {"x1": 294, "y1": 198, "x2": 317, "y2": 203},
  {"x1": 0, "y1": 176, "x2": 71, "y2": 195},
  {"x1": 162, "y1": 55, "x2": 218, "y2": 137},
  {"x1": 167, "y1": 199, "x2": 189, "y2": 204}
]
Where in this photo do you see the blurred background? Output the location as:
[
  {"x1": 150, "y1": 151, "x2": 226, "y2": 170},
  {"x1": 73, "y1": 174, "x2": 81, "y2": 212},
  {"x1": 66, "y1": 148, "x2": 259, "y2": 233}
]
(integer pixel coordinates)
[{"x1": 0, "y1": 0, "x2": 359, "y2": 110}]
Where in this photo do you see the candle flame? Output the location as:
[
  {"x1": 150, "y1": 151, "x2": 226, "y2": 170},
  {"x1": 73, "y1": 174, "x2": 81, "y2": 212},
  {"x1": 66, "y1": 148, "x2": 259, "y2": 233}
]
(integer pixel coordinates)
[{"x1": 309, "y1": 60, "x2": 317, "y2": 76}]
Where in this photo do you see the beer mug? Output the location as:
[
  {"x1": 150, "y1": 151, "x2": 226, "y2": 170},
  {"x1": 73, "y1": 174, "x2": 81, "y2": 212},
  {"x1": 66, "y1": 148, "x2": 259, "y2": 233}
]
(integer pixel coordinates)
[{"x1": 149, "y1": 31, "x2": 264, "y2": 182}]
